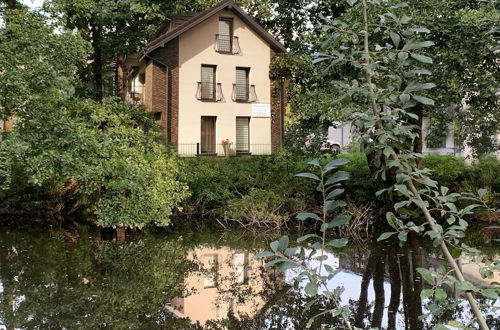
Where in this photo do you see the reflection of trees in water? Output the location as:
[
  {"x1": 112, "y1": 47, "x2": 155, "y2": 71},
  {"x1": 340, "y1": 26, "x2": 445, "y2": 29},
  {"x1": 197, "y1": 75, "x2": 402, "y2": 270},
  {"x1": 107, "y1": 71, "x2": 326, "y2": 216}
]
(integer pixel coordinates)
[
  {"x1": 203, "y1": 234, "x2": 498, "y2": 330},
  {"x1": 0, "y1": 227, "x2": 197, "y2": 329}
]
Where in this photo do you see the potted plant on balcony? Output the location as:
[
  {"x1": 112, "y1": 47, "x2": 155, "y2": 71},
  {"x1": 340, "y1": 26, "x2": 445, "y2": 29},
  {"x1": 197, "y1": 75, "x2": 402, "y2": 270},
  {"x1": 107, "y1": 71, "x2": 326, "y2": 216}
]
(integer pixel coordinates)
[{"x1": 221, "y1": 139, "x2": 232, "y2": 157}]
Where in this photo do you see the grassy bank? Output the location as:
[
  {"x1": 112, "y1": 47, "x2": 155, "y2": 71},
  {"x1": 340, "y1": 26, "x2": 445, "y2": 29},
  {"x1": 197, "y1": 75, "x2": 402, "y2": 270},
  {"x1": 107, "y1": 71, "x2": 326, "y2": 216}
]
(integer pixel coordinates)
[{"x1": 179, "y1": 153, "x2": 499, "y2": 228}]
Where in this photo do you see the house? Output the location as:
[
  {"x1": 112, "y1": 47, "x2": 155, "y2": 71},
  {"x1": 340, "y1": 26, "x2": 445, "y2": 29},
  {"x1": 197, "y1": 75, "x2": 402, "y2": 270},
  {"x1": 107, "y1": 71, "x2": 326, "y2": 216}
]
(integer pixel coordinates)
[
  {"x1": 125, "y1": 0, "x2": 286, "y2": 156},
  {"x1": 169, "y1": 246, "x2": 284, "y2": 325},
  {"x1": 327, "y1": 119, "x2": 500, "y2": 159}
]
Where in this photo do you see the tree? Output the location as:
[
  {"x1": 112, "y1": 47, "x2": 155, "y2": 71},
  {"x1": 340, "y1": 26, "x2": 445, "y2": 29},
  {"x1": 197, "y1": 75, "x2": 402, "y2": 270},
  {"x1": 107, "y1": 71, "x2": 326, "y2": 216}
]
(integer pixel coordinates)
[
  {"x1": 407, "y1": 0, "x2": 499, "y2": 156},
  {"x1": 0, "y1": 8, "x2": 88, "y2": 117}
]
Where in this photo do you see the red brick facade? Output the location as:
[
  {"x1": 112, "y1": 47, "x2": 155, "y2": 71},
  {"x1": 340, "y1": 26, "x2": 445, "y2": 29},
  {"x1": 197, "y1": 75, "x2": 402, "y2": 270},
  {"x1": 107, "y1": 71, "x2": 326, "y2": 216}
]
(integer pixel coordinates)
[
  {"x1": 270, "y1": 49, "x2": 287, "y2": 154},
  {"x1": 149, "y1": 38, "x2": 179, "y2": 145}
]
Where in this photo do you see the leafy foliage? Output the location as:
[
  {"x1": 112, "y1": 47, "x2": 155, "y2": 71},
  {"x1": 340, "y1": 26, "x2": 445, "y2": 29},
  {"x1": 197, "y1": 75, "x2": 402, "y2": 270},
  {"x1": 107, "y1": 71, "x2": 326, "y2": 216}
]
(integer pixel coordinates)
[
  {"x1": 0, "y1": 97, "x2": 189, "y2": 228},
  {"x1": 256, "y1": 158, "x2": 355, "y2": 329},
  {"x1": 0, "y1": 9, "x2": 88, "y2": 116}
]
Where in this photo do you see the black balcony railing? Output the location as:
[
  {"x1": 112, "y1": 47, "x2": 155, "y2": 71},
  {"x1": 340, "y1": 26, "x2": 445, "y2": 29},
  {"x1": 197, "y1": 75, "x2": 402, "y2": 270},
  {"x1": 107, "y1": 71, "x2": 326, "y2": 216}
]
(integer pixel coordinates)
[
  {"x1": 232, "y1": 84, "x2": 257, "y2": 102},
  {"x1": 125, "y1": 85, "x2": 145, "y2": 106},
  {"x1": 171, "y1": 143, "x2": 274, "y2": 156},
  {"x1": 196, "y1": 82, "x2": 224, "y2": 102},
  {"x1": 215, "y1": 34, "x2": 241, "y2": 54}
]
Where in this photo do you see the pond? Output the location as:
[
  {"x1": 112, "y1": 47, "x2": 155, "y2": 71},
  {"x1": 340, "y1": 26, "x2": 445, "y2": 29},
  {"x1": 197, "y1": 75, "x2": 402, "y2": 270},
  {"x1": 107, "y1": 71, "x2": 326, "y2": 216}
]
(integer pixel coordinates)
[{"x1": 0, "y1": 223, "x2": 498, "y2": 329}]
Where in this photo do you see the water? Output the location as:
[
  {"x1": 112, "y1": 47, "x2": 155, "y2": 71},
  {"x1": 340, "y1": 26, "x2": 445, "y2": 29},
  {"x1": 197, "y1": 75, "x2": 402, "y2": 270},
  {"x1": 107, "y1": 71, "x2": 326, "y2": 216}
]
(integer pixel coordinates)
[{"x1": 0, "y1": 224, "x2": 498, "y2": 329}]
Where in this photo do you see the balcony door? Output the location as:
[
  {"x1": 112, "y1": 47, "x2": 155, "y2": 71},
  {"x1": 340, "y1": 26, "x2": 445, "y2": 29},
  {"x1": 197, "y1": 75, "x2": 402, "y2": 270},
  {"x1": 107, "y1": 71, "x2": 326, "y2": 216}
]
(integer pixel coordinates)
[
  {"x1": 201, "y1": 116, "x2": 216, "y2": 154},
  {"x1": 218, "y1": 18, "x2": 233, "y2": 53}
]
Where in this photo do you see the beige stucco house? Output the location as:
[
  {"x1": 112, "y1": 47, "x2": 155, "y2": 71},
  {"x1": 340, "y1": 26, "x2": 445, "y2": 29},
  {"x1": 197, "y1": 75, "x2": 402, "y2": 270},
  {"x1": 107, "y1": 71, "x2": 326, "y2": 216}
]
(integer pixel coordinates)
[{"x1": 125, "y1": 0, "x2": 286, "y2": 156}]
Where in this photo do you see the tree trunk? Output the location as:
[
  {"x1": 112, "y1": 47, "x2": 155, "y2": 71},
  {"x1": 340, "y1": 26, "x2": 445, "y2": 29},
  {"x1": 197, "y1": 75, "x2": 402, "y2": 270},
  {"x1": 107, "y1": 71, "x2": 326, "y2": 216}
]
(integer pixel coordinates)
[
  {"x1": 4, "y1": 0, "x2": 18, "y2": 9},
  {"x1": 387, "y1": 246, "x2": 401, "y2": 330},
  {"x1": 116, "y1": 227, "x2": 126, "y2": 242},
  {"x1": 0, "y1": 243, "x2": 15, "y2": 330},
  {"x1": 371, "y1": 248, "x2": 386, "y2": 329},
  {"x1": 115, "y1": 54, "x2": 126, "y2": 100},
  {"x1": 354, "y1": 252, "x2": 375, "y2": 328},
  {"x1": 412, "y1": 104, "x2": 424, "y2": 168},
  {"x1": 91, "y1": 24, "x2": 103, "y2": 101}
]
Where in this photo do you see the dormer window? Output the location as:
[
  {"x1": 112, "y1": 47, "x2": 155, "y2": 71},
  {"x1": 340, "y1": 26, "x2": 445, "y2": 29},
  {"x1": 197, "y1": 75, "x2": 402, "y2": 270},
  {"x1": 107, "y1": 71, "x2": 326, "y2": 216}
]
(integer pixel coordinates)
[{"x1": 218, "y1": 18, "x2": 233, "y2": 53}]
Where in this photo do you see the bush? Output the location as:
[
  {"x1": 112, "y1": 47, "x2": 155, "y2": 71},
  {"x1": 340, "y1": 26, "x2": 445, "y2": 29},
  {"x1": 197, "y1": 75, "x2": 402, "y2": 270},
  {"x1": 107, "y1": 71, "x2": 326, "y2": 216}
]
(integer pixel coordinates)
[
  {"x1": 423, "y1": 154, "x2": 500, "y2": 194},
  {"x1": 180, "y1": 153, "x2": 316, "y2": 222},
  {"x1": 0, "y1": 97, "x2": 189, "y2": 228},
  {"x1": 422, "y1": 154, "x2": 468, "y2": 187}
]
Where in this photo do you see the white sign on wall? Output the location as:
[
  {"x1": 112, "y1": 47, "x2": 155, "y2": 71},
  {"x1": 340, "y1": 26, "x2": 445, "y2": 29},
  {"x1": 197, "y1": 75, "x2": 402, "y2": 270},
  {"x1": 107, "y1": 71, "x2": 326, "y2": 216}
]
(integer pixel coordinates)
[{"x1": 251, "y1": 103, "x2": 271, "y2": 118}]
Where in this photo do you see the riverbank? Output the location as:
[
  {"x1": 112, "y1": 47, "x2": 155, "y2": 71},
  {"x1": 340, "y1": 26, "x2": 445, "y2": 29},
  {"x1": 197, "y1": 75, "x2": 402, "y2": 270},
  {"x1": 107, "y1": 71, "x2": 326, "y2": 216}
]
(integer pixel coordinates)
[{"x1": 0, "y1": 152, "x2": 498, "y2": 230}]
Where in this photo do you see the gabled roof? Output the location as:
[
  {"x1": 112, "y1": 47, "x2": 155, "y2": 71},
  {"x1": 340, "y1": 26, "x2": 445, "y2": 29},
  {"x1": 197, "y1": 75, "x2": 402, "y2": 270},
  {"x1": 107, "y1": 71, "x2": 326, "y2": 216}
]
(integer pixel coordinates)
[{"x1": 143, "y1": 0, "x2": 285, "y2": 56}]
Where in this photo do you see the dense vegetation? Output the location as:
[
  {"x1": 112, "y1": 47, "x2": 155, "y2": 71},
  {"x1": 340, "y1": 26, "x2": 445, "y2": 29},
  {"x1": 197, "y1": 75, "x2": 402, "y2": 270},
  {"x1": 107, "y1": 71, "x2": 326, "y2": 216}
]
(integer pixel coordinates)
[{"x1": 176, "y1": 153, "x2": 499, "y2": 228}]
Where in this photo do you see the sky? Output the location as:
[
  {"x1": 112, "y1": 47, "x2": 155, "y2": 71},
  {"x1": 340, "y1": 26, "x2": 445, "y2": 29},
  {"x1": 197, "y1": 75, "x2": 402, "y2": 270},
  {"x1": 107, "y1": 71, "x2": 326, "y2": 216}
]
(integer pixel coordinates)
[{"x1": 21, "y1": 0, "x2": 44, "y2": 9}]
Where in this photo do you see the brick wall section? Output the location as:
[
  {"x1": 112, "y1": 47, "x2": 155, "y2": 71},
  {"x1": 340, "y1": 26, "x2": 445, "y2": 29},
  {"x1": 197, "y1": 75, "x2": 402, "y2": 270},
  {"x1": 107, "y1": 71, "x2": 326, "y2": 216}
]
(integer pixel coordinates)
[
  {"x1": 270, "y1": 49, "x2": 287, "y2": 154},
  {"x1": 149, "y1": 37, "x2": 179, "y2": 145}
]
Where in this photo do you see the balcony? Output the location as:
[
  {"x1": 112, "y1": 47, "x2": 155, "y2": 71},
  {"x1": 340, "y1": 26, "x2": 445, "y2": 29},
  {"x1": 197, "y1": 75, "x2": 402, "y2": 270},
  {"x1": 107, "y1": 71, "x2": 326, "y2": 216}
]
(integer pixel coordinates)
[
  {"x1": 232, "y1": 84, "x2": 257, "y2": 102},
  {"x1": 196, "y1": 82, "x2": 224, "y2": 102},
  {"x1": 125, "y1": 85, "x2": 144, "y2": 106},
  {"x1": 214, "y1": 34, "x2": 241, "y2": 54}
]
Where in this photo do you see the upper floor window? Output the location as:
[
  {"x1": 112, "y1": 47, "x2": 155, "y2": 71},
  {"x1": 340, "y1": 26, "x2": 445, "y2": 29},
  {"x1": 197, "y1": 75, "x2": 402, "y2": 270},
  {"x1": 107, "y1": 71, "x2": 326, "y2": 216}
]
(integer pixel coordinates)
[
  {"x1": 232, "y1": 67, "x2": 256, "y2": 102},
  {"x1": 201, "y1": 65, "x2": 216, "y2": 100},
  {"x1": 197, "y1": 65, "x2": 223, "y2": 102},
  {"x1": 215, "y1": 18, "x2": 240, "y2": 54},
  {"x1": 218, "y1": 18, "x2": 233, "y2": 53}
]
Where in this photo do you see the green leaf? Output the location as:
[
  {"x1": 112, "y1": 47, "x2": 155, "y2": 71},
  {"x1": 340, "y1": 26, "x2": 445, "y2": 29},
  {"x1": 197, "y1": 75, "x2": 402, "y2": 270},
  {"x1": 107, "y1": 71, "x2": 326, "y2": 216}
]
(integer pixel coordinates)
[
  {"x1": 417, "y1": 268, "x2": 434, "y2": 285},
  {"x1": 278, "y1": 236, "x2": 289, "y2": 252},
  {"x1": 394, "y1": 184, "x2": 412, "y2": 197},
  {"x1": 254, "y1": 251, "x2": 274, "y2": 259},
  {"x1": 270, "y1": 240, "x2": 279, "y2": 252},
  {"x1": 327, "y1": 238, "x2": 348, "y2": 248},
  {"x1": 435, "y1": 287, "x2": 447, "y2": 301},
  {"x1": 409, "y1": 41, "x2": 434, "y2": 50},
  {"x1": 276, "y1": 261, "x2": 299, "y2": 272},
  {"x1": 413, "y1": 199, "x2": 429, "y2": 209},
  {"x1": 398, "y1": 231, "x2": 408, "y2": 244},
  {"x1": 478, "y1": 188, "x2": 487, "y2": 197},
  {"x1": 411, "y1": 53, "x2": 433, "y2": 64},
  {"x1": 296, "y1": 212, "x2": 321, "y2": 221},
  {"x1": 412, "y1": 95, "x2": 434, "y2": 105},
  {"x1": 389, "y1": 31, "x2": 400, "y2": 47},
  {"x1": 377, "y1": 232, "x2": 397, "y2": 241},
  {"x1": 420, "y1": 289, "x2": 434, "y2": 299},
  {"x1": 326, "y1": 188, "x2": 345, "y2": 200},
  {"x1": 397, "y1": 51, "x2": 409, "y2": 61},
  {"x1": 482, "y1": 288, "x2": 500, "y2": 300},
  {"x1": 329, "y1": 214, "x2": 350, "y2": 227},
  {"x1": 399, "y1": 93, "x2": 410, "y2": 103},
  {"x1": 394, "y1": 200, "x2": 409, "y2": 210},
  {"x1": 323, "y1": 158, "x2": 350, "y2": 173},
  {"x1": 456, "y1": 281, "x2": 476, "y2": 292},
  {"x1": 296, "y1": 172, "x2": 320, "y2": 181},
  {"x1": 307, "y1": 159, "x2": 320, "y2": 166},
  {"x1": 386, "y1": 212, "x2": 402, "y2": 229},
  {"x1": 304, "y1": 282, "x2": 318, "y2": 296},
  {"x1": 297, "y1": 234, "x2": 321, "y2": 243},
  {"x1": 325, "y1": 170, "x2": 350, "y2": 185}
]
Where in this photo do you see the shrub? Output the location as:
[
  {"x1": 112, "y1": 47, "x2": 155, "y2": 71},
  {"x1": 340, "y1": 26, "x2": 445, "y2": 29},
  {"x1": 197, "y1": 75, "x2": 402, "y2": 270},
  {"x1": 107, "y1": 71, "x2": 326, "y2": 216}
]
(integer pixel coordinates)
[
  {"x1": 180, "y1": 153, "x2": 315, "y2": 221},
  {"x1": 423, "y1": 154, "x2": 468, "y2": 187},
  {"x1": 0, "y1": 97, "x2": 189, "y2": 228}
]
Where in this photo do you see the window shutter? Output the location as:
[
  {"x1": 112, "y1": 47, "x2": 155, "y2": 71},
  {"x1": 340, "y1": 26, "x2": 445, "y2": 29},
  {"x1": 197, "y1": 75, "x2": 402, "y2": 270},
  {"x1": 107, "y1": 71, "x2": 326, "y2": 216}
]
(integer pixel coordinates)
[
  {"x1": 235, "y1": 68, "x2": 248, "y2": 100},
  {"x1": 201, "y1": 66, "x2": 215, "y2": 99},
  {"x1": 236, "y1": 117, "x2": 250, "y2": 152},
  {"x1": 218, "y1": 19, "x2": 232, "y2": 52}
]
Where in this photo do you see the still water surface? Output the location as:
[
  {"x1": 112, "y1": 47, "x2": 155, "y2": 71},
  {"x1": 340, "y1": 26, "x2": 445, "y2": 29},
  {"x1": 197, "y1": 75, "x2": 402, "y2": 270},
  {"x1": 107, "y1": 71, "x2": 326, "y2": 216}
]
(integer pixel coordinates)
[{"x1": 0, "y1": 224, "x2": 498, "y2": 329}]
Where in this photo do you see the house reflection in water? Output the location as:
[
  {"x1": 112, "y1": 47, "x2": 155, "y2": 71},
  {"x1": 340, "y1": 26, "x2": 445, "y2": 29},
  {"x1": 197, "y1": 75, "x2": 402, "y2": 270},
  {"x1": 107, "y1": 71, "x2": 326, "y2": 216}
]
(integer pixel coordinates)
[{"x1": 169, "y1": 246, "x2": 284, "y2": 326}]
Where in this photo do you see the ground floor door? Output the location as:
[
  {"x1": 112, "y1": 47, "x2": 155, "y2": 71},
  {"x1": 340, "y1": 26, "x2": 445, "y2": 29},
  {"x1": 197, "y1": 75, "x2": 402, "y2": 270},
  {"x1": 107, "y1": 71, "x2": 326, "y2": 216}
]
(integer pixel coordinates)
[
  {"x1": 236, "y1": 117, "x2": 250, "y2": 152},
  {"x1": 201, "y1": 116, "x2": 216, "y2": 154}
]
